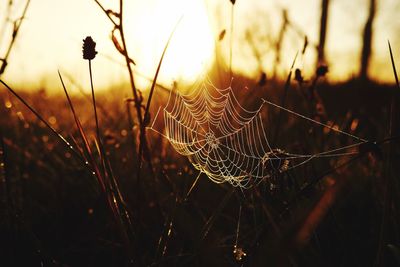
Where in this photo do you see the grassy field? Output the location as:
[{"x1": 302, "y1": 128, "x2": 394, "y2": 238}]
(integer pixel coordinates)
[
  {"x1": 1, "y1": 1, "x2": 400, "y2": 266},
  {"x1": 1, "y1": 71, "x2": 399, "y2": 266}
]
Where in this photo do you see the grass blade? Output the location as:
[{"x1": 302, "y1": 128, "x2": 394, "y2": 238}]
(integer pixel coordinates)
[
  {"x1": 0, "y1": 79, "x2": 83, "y2": 162},
  {"x1": 388, "y1": 40, "x2": 399, "y2": 90},
  {"x1": 59, "y1": 71, "x2": 135, "y2": 261},
  {"x1": 137, "y1": 17, "x2": 182, "y2": 179},
  {"x1": 273, "y1": 52, "x2": 299, "y2": 144}
]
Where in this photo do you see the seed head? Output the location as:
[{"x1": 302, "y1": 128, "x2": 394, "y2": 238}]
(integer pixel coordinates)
[
  {"x1": 258, "y1": 72, "x2": 267, "y2": 86},
  {"x1": 294, "y1": 68, "x2": 304, "y2": 83},
  {"x1": 316, "y1": 65, "x2": 328, "y2": 77},
  {"x1": 82, "y1": 36, "x2": 97, "y2": 60}
]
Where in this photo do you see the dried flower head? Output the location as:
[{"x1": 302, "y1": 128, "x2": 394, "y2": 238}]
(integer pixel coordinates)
[
  {"x1": 316, "y1": 65, "x2": 328, "y2": 77},
  {"x1": 258, "y1": 72, "x2": 267, "y2": 86},
  {"x1": 82, "y1": 36, "x2": 97, "y2": 60},
  {"x1": 294, "y1": 68, "x2": 304, "y2": 83}
]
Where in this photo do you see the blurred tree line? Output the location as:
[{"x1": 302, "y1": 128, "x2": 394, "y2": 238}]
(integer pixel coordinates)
[
  {"x1": 317, "y1": 0, "x2": 376, "y2": 81},
  {"x1": 237, "y1": 0, "x2": 397, "y2": 83}
]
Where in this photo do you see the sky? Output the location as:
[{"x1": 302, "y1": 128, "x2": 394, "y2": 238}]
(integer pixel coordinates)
[{"x1": 0, "y1": 0, "x2": 399, "y2": 92}]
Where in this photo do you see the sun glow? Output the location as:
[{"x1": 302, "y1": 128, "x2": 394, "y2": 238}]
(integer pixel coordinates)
[
  {"x1": 126, "y1": 0, "x2": 215, "y2": 89},
  {"x1": 2, "y1": 0, "x2": 398, "y2": 91}
]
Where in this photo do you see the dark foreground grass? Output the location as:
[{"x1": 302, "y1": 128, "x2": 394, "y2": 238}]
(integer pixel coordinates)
[{"x1": 0, "y1": 78, "x2": 399, "y2": 267}]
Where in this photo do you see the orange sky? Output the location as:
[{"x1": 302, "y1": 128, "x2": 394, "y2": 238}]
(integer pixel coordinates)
[{"x1": 0, "y1": 0, "x2": 399, "y2": 92}]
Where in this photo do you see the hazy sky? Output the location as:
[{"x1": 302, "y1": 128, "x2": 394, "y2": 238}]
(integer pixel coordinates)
[{"x1": 0, "y1": 0, "x2": 399, "y2": 92}]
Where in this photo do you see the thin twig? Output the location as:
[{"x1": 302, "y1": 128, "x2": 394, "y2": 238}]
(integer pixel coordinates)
[
  {"x1": 0, "y1": 0, "x2": 31, "y2": 76},
  {"x1": 92, "y1": 0, "x2": 144, "y2": 135},
  {"x1": 93, "y1": 0, "x2": 118, "y2": 27},
  {"x1": 117, "y1": 0, "x2": 143, "y2": 126}
]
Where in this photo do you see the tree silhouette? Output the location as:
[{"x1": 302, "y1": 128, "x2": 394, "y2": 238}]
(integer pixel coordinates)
[
  {"x1": 273, "y1": 9, "x2": 288, "y2": 79},
  {"x1": 359, "y1": 0, "x2": 376, "y2": 81},
  {"x1": 317, "y1": 0, "x2": 330, "y2": 68}
]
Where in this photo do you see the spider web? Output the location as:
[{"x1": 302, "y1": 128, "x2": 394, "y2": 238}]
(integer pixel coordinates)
[{"x1": 148, "y1": 79, "x2": 368, "y2": 188}]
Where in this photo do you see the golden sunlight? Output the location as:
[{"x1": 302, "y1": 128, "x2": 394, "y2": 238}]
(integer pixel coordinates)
[
  {"x1": 126, "y1": 0, "x2": 215, "y2": 89},
  {"x1": 1, "y1": 0, "x2": 399, "y2": 90}
]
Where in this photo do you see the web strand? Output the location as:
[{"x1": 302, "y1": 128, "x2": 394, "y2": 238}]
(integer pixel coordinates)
[{"x1": 147, "y1": 79, "x2": 369, "y2": 188}]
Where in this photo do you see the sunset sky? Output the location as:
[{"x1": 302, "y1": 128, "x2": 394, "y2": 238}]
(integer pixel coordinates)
[{"x1": 0, "y1": 0, "x2": 399, "y2": 92}]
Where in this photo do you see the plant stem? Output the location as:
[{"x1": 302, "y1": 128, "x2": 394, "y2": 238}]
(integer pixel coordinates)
[
  {"x1": 272, "y1": 52, "x2": 298, "y2": 145},
  {"x1": 229, "y1": 3, "x2": 234, "y2": 78},
  {"x1": 89, "y1": 60, "x2": 101, "y2": 144},
  {"x1": 376, "y1": 41, "x2": 400, "y2": 266},
  {"x1": 59, "y1": 71, "x2": 134, "y2": 264},
  {"x1": 92, "y1": 0, "x2": 154, "y2": 175},
  {"x1": 117, "y1": 0, "x2": 155, "y2": 182},
  {"x1": 118, "y1": 0, "x2": 143, "y2": 127}
]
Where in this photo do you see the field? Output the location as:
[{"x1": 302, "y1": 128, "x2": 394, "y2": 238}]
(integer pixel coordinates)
[{"x1": 1, "y1": 0, "x2": 400, "y2": 266}]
